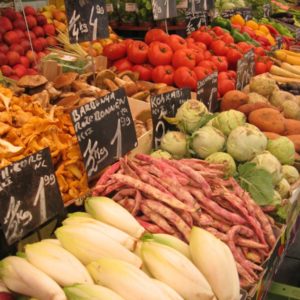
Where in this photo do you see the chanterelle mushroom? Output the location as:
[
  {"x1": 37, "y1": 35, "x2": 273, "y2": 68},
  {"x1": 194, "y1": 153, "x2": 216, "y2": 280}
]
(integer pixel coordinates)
[
  {"x1": 118, "y1": 70, "x2": 139, "y2": 82},
  {"x1": 17, "y1": 75, "x2": 48, "y2": 89}
]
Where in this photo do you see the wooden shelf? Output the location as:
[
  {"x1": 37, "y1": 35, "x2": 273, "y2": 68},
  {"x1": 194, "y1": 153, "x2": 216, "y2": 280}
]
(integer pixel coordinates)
[{"x1": 111, "y1": 24, "x2": 187, "y2": 32}]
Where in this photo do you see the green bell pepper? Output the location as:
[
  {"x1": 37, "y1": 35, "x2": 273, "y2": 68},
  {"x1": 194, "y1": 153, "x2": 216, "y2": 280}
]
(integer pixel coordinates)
[
  {"x1": 211, "y1": 17, "x2": 232, "y2": 31},
  {"x1": 231, "y1": 29, "x2": 248, "y2": 43}
]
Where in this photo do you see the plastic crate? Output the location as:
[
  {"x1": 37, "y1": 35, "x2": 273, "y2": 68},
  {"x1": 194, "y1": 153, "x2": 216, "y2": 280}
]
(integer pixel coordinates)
[{"x1": 267, "y1": 282, "x2": 300, "y2": 300}]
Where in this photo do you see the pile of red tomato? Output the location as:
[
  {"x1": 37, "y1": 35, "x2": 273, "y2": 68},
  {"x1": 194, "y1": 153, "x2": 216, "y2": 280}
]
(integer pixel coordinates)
[{"x1": 103, "y1": 26, "x2": 273, "y2": 96}]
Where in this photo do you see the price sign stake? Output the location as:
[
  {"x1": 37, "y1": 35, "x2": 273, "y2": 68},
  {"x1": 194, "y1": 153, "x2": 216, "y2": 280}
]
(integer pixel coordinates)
[
  {"x1": 0, "y1": 148, "x2": 63, "y2": 247},
  {"x1": 197, "y1": 72, "x2": 218, "y2": 112},
  {"x1": 65, "y1": 0, "x2": 109, "y2": 44},
  {"x1": 152, "y1": 0, "x2": 177, "y2": 20},
  {"x1": 151, "y1": 88, "x2": 191, "y2": 148},
  {"x1": 236, "y1": 49, "x2": 255, "y2": 90},
  {"x1": 71, "y1": 88, "x2": 137, "y2": 180}
]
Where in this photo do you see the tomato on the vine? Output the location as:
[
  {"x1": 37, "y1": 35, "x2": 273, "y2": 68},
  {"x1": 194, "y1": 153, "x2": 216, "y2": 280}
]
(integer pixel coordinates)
[
  {"x1": 211, "y1": 56, "x2": 228, "y2": 72},
  {"x1": 127, "y1": 41, "x2": 149, "y2": 64},
  {"x1": 226, "y1": 48, "x2": 242, "y2": 68},
  {"x1": 218, "y1": 79, "x2": 235, "y2": 97},
  {"x1": 152, "y1": 65, "x2": 174, "y2": 85},
  {"x1": 210, "y1": 39, "x2": 228, "y2": 56},
  {"x1": 113, "y1": 58, "x2": 133, "y2": 71},
  {"x1": 227, "y1": 70, "x2": 237, "y2": 80},
  {"x1": 212, "y1": 26, "x2": 225, "y2": 36},
  {"x1": 203, "y1": 50, "x2": 213, "y2": 60},
  {"x1": 166, "y1": 34, "x2": 187, "y2": 51},
  {"x1": 218, "y1": 71, "x2": 229, "y2": 81},
  {"x1": 145, "y1": 29, "x2": 168, "y2": 44},
  {"x1": 192, "y1": 49, "x2": 205, "y2": 64},
  {"x1": 172, "y1": 48, "x2": 196, "y2": 69},
  {"x1": 148, "y1": 42, "x2": 173, "y2": 66},
  {"x1": 103, "y1": 43, "x2": 127, "y2": 61},
  {"x1": 197, "y1": 60, "x2": 217, "y2": 72},
  {"x1": 221, "y1": 33, "x2": 234, "y2": 44},
  {"x1": 194, "y1": 66, "x2": 211, "y2": 80},
  {"x1": 191, "y1": 31, "x2": 213, "y2": 46},
  {"x1": 174, "y1": 67, "x2": 198, "y2": 90}
]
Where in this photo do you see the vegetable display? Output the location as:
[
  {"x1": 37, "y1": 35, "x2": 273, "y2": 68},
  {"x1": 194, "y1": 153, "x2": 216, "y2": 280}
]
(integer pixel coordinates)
[{"x1": 92, "y1": 154, "x2": 278, "y2": 288}]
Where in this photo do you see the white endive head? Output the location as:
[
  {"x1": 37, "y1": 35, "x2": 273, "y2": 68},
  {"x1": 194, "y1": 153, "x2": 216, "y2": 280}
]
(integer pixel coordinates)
[
  {"x1": 85, "y1": 197, "x2": 145, "y2": 239},
  {"x1": 25, "y1": 240, "x2": 93, "y2": 287},
  {"x1": 0, "y1": 256, "x2": 66, "y2": 300}
]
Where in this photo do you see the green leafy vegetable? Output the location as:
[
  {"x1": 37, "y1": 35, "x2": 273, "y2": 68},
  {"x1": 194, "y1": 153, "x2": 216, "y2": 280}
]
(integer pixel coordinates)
[{"x1": 236, "y1": 162, "x2": 274, "y2": 206}]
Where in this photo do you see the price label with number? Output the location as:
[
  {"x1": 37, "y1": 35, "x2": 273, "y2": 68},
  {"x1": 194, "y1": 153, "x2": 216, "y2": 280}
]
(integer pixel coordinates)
[
  {"x1": 151, "y1": 88, "x2": 191, "y2": 148},
  {"x1": 263, "y1": 3, "x2": 271, "y2": 18},
  {"x1": 71, "y1": 88, "x2": 137, "y2": 180},
  {"x1": 186, "y1": 12, "x2": 207, "y2": 34},
  {"x1": 197, "y1": 72, "x2": 218, "y2": 112},
  {"x1": 152, "y1": 0, "x2": 177, "y2": 20},
  {"x1": 65, "y1": 0, "x2": 109, "y2": 44},
  {"x1": 0, "y1": 148, "x2": 63, "y2": 247},
  {"x1": 236, "y1": 49, "x2": 255, "y2": 90}
]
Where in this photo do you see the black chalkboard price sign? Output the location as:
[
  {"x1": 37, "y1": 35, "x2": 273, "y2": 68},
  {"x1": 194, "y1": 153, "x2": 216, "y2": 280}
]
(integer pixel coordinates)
[
  {"x1": 236, "y1": 49, "x2": 255, "y2": 90},
  {"x1": 152, "y1": 0, "x2": 177, "y2": 20},
  {"x1": 197, "y1": 72, "x2": 218, "y2": 112},
  {"x1": 186, "y1": 12, "x2": 207, "y2": 34},
  {"x1": 71, "y1": 88, "x2": 137, "y2": 180},
  {"x1": 151, "y1": 88, "x2": 191, "y2": 148},
  {"x1": 263, "y1": 3, "x2": 271, "y2": 18},
  {"x1": 0, "y1": 148, "x2": 63, "y2": 247},
  {"x1": 65, "y1": 0, "x2": 109, "y2": 44}
]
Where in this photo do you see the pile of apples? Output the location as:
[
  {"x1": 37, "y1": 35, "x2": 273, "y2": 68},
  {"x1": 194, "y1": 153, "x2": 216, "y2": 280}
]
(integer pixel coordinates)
[{"x1": 0, "y1": 6, "x2": 57, "y2": 80}]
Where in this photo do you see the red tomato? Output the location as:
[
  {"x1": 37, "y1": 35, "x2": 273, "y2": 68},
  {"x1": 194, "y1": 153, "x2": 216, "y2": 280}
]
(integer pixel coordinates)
[
  {"x1": 255, "y1": 61, "x2": 267, "y2": 75},
  {"x1": 192, "y1": 48, "x2": 205, "y2": 64},
  {"x1": 210, "y1": 39, "x2": 228, "y2": 56},
  {"x1": 127, "y1": 41, "x2": 149, "y2": 64},
  {"x1": 132, "y1": 64, "x2": 153, "y2": 81},
  {"x1": 242, "y1": 26, "x2": 255, "y2": 38},
  {"x1": 218, "y1": 79, "x2": 235, "y2": 97},
  {"x1": 192, "y1": 42, "x2": 207, "y2": 51},
  {"x1": 122, "y1": 39, "x2": 134, "y2": 49},
  {"x1": 172, "y1": 48, "x2": 196, "y2": 69},
  {"x1": 194, "y1": 66, "x2": 210, "y2": 80},
  {"x1": 103, "y1": 43, "x2": 127, "y2": 61},
  {"x1": 203, "y1": 50, "x2": 212, "y2": 60},
  {"x1": 237, "y1": 42, "x2": 253, "y2": 54},
  {"x1": 197, "y1": 59, "x2": 217, "y2": 71},
  {"x1": 254, "y1": 47, "x2": 266, "y2": 56},
  {"x1": 221, "y1": 33, "x2": 234, "y2": 44},
  {"x1": 211, "y1": 56, "x2": 228, "y2": 72},
  {"x1": 113, "y1": 58, "x2": 133, "y2": 72},
  {"x1": 218, "y1": 71, "x2": 229, "y2": 81},
  {"x1": 266, "y1": 60, "x2": 273, "y2": 72},
  {"x1": 212, "y1": 26, "x2": 225, "y2": 36},
  {"x1": 226, "y1": 48, "x2": 242, "y2": 68},
  {"x1": 166, "y1": 34, "x2": 187, "y2": 51},
  {"x1": 227, "y1": 70, "x2": 237, "y2": 80},
  {"x1": 231, "y1": 24, "x2": 242, "y2": 31},
  {"x1": 145, "y1": 29, "x2": 168, "y2": 44},
  {"x1": 152, "y1": 65, "x2": 174, "y2": 85},
  {"x1": 174, "y1": 66, "x2": 197, "y2": 91},
  {"x1": 191, "y1": 31, "x2": 213, "y2": 46},
  {"x1": 148, "y1": 42, "x2": 173, "y2": 66},
  {"x1": 186, "y1": 37, "x2": 195, "y2": 46}
]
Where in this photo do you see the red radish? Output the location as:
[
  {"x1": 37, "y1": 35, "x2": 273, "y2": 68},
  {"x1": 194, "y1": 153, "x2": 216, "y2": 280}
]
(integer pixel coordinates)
[
  {"x1": 13, "y1": 19, "x2": 26, "y2": 31},
  {"x1": 0, "y1": 53, "x2": 8, "y2": 65},
  {"x1": 43, "y1": 24, "x2": 56, "y2": 36},
  {"x1": 32, "y1": 26, "x2": 45, "y2": 37},
  {"x1": 26, "y1": 68, "x2": 38, "y2": 75},
  {"x1": 4, "y1": 31, "x2": 20, "y2": 45},
  {"x1": 36, "y1": 15, "x2": 47, "y2": 26},
  {"x1": 1, "y1": 65, "x2": 13, "y2": 76},
  {"x1": 14, "y1": 29, "x2": 25, "y2": 40},
  {"x1": 24, "y1": 6, "x2": 36, "y2": 16},
  {"x1": 2, "y1": 8, "x2": 17, "y2": 21},
  {"x1": 20, "y1": 39, "x2": 31, "y2": 52},
  {"x1": 33, "y1": 38, "x2": 44, "y2": 52},
  {"x1": 26, "y1": 15, "x2": 37, "y2": 29},
  {"x1": 0, "y1": 44, "x2": 9, "y2": 54},
  {"x1": 20, "y1": 56, "x2": 30, "y2": 68},
  {"x1": 13, "y1": 64, "x2": 27, "y2": 77},
  {"x1": 0, "y1": 17, "x2": 13, "y2": 32},
  {"x1": 10, "y1": 44, "x2": 25, "y2": 56},
  {"x1": 6, "y1": 51, "x2": 20, "y2": 66},
  {"x1": 46, "y1": 36, "x2": 57, "y2": 47}
]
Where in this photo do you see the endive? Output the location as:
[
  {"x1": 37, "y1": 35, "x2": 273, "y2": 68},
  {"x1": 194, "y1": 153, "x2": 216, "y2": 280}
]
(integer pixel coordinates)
[
  {"x1": 0, "y1": 256, "x2": 66, "y2": 300},
  {"x1": 55, "y1": 224, "x2": 142, "y2": 267},
  {"x1": 25, "y1": 240, "x2": 93, "y2": 286},
  {"x1": 85, "y1": 197, "x2": 145, "y2": 238},
  {"x1": 190, "y1": 227, "x2": 240, "y2": 300},
  {"x1": 152, "y1": 279, "x2": 184, "y2": 300},
  {"x1": 141, "y1": 241, "x2": 215, "y2": 300},
  {"x1": 87, "y1": 258, "x2": 166, "y2": 300},
  {"x1": 62, "y1": 216, "x2": 136, "y2": 250},
  {"x1": 64, "y1": 283, "x2": 125, "y2": 300}
]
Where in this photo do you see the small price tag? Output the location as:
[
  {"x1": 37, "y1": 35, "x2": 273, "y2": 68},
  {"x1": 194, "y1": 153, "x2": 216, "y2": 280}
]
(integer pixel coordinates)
[
  {"x1": 263, "y1": 3, "x2": 271, "y2": 18},
  {"x1": 152, "y1": 0, "x2": 177, "y2": 20},
  {"x1": 271, "y1": 36, "x2": 283, "y2": 51},
  {"x1": 236, "y1": 49, "x2": 255, "y2": 90},
  {"x1": 187, "y1": 0, "x2": 214, "y2": 13},
  {"x1": 186, "y1": 12, "x2": 207, "y2": 34},
  {"x1": 151, "y1": 88, "x2": 191, "y2": 148},
  {"x1": 106, "y1": 3, "x2": 114, "y2": 12},
  {"x1": 0, "y1": 148, "x2": 63, "y2": 246},
  {"x1": 197, "y1": 72, "x2": 218, "y2": 112},
  {"x1": 125, "y1": 3, "x2": 137, "y2": 12},
  {"x1": 71, "y1": 88, "x2": 137, "y2": 180},
  {"x1": 65, "y1": 0, "x2": 109, "y2": 44},
  {"x1": 221, "y1": 9, "x2": 236, "y2": 18}
]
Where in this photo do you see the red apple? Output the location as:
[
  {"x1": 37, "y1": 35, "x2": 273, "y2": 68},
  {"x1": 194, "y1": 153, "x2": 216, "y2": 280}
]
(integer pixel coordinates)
[
  {"x1": 24, "y1": 6, "x2": 36, "y2": 16},
  {"x1": 7, "y1": 51, "x2": 20, "y2": 66},
  {"x1": 32, "y1": 26, "x2": 44, "y2": 37},
  {"x1": 26, "y1": 50, "x2": 37, "y2": 63},
  {"x1": 33, "y1": 38, "x2": 44, "y2": 52},
  {"x1": 0, "y1": 44, "x2": 9, "y2": 54},
  {"x1": 1, "y1": 65, "x2": 13, "y2": 76},
  {"x1": 0, "y1": 52, "x2": 8, "y2": 65},
  {"x1": 13, "y1": 64, "x2": 27, "y2": 77},
  {"x1": 2, "y1": 8, "x2": 17, "y2": 21},
  {"x1": 14, "y1": 29, "x2": 25, "y2": 40},
  {"x1": 43, "y1": 24, "x2": 55, "y2": 36},
  {"x1": 4, "y1": 31, "x2": 20, "y2": 45},
  {"x1": 46, "y1": 36, "x2": 57, "y2": 47},
  {"x1": 0, "y1": 16, "x2": 13, "y2": 32},
  {"x1": 20, "y1": 55, "x2": 30, "y2": 68},
  {"x1": 10, "y1": 44, "x2": 25, "y2": 56},
  {"x1": 26, "y1": 15, "x2": 37, "y2": 29},
  {"x1": 26, "y1": 68, "x2": 38, "y2": 75},
  {"x1": 13, "y1": 19, "x2": 26, "y2": 31},
  {"x1": 20, "y1": 39, "x2": 31, "y2": 52},
  {"x1": 36, "y1": 15, "x2": 47, "y2": 26}
]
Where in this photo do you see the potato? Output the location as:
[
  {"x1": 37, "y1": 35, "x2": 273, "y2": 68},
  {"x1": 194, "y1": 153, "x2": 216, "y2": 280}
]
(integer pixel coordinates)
[{"x1": 221, "y1": 90, "x2": 248, "y2": 111}]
